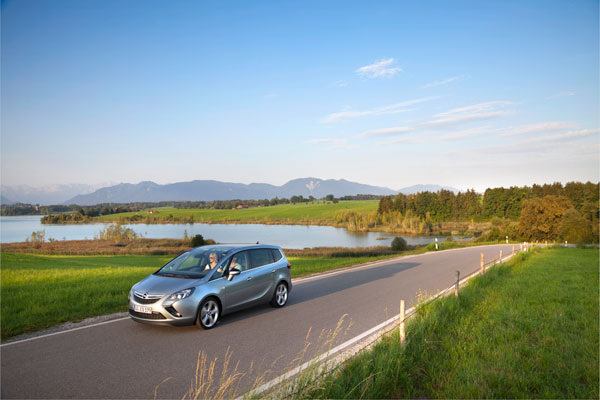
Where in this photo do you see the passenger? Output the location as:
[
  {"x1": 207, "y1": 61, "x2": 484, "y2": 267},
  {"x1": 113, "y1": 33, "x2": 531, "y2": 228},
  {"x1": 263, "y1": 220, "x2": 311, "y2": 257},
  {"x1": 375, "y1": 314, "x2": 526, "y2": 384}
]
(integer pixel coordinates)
[
  {"x1": 230, "y1": 255, "x2": 242, "y2": 271},
  {"x1": 204, "y1": 253, "x2": 218, "y2": 270}
]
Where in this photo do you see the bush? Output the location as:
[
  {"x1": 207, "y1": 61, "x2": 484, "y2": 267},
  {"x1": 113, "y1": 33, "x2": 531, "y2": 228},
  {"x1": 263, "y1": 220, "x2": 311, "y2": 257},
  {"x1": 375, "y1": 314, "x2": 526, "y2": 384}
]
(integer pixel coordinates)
[
  {"x1": 191, "y1": 234, "x2": 205, "y2": 247},
  {"x1": 95, "y1": 224, "x2": 138, "y2": 243},
  {"x1": 391, "y1": 236, "x2": 407, "y2": 251}
]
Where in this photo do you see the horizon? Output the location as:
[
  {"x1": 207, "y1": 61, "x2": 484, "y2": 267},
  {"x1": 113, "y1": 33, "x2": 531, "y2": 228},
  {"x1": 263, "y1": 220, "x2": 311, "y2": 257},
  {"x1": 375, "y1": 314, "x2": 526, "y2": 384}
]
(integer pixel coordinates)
[
  {"x1": 2, "y1": 175, "x2": 597, "y2": 197},
  {"x1": 2, "y1": 1, "x2": 598, "y2": 192}
]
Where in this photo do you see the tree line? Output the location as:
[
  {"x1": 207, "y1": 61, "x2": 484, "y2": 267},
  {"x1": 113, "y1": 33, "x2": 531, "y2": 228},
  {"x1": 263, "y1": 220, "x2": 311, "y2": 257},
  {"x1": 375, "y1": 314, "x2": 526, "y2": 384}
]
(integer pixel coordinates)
[{"x1": 377, "y1": 181, "x2": 598, "y2": 243}]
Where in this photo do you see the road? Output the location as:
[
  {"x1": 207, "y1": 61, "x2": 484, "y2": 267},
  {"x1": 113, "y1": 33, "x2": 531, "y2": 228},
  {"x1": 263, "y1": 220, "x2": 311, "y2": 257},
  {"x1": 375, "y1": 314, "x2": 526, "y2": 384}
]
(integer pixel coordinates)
[{"x1": 1, "y1": 244, "x2": 516, "y2": 399}]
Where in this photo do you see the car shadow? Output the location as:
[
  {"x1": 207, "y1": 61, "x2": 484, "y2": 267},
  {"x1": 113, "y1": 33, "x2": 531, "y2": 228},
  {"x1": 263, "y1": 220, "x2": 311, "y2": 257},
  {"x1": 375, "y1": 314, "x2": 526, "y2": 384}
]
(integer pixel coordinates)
[{"x1": 216, "y1": 260, "x2": 421, "y2": 327}]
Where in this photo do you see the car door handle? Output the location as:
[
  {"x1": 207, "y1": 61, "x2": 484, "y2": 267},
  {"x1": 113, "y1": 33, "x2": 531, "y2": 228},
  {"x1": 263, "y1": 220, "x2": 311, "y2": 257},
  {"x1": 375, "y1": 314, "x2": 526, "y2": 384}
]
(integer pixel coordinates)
[
  {"x1": 246, "y1": 277, "x2": 253, "y2": 281},
  {"x1": 271, "y1": 270, "x2": 276, "y2": 273}
]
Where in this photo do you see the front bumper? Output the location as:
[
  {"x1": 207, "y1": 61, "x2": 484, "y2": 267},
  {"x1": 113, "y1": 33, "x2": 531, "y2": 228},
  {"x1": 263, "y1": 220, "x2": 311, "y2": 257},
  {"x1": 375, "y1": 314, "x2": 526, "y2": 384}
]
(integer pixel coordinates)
[{"x1": 128, "y1": 295, "x2": 197, "y2": 325}]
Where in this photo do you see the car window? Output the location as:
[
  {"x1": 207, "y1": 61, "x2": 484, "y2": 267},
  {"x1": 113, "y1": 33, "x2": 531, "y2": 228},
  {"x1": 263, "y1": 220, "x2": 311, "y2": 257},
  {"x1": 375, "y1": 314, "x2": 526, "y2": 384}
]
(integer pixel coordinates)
[
  {"x1": 229, "y1": 251, "x2": 250, "y2": 272},
  {"x1": 250, "y1": 249, "x2": 274, "y2": 269},
  {"x1": 271, "y1": 249, "x2": 283, "y2": 262}
]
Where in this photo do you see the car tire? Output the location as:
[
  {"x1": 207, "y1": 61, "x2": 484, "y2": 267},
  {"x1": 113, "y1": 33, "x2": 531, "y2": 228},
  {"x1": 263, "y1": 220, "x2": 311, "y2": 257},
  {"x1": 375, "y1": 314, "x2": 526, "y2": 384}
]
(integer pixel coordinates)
[
  {"x1": 270, "y1": 282, "x2": 288, "y2": 308},
  {"x1": 196, "y1": 297, "x2": 220, "y2": 329}
]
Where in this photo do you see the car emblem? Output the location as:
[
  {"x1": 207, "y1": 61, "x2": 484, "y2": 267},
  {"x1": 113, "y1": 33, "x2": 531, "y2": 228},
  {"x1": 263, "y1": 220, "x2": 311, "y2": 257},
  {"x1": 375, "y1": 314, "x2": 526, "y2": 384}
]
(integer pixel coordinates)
[{"x1": 142, "y1": 292, "x2": 148, "y2": 299}]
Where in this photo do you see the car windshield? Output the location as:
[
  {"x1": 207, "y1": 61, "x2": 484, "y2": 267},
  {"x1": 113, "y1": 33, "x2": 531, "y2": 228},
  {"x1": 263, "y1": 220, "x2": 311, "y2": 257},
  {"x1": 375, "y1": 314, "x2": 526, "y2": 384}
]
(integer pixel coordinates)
[{"x1": 155, "y1": 247, "x2": 233, "y2": 279}]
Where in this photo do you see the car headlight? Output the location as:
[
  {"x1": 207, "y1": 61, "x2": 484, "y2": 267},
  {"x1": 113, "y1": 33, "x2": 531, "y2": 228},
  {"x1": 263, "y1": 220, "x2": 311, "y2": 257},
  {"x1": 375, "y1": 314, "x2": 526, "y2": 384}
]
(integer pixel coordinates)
[
  {"x1": 163, "y1": 288, "x2": 194, "y2": 307},
  {"x1": 169, "y1": 288, "x2": 194, "y2": 301}
]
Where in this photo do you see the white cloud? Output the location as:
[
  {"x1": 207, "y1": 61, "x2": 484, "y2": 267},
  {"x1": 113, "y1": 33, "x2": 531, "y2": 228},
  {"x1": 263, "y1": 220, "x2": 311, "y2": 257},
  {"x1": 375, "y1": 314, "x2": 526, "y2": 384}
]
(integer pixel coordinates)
[
  {"x1": 307, "y1": 138, "x2": 348, "y2": 144},
  {"x1": 420, "y1": 101, "x2": 513, "y2": 129},
  {"x1": 546, "y1": 91, "x2": 576, "y2": 99},
  {"x1": 434, "y1": 101, "x2": 513, "y2": 117},
  {"x1": 520, "y1": 128, "x2": 599, "y2": 145},
  {"x1": 307, "y1": 138, "x2": 357, "y2": 151},
  {"x1": 423, "y1": 76, "x2": 460, "y2": 88},
  {"x1": 321, "y1": 97, "x2": 437, "y2": 123},
  {"x1": 439, "y1": 126, "x2": 503, "y2": 140},
  {"x1": 355, "y1": 58, "x2": 402, "y2": 79},
  {"x1": 502, "y1": 121, "x2": 577, "y2": 136},
  {"x1": 359, "y1": 126, "x2": 413, "y2": 137}
]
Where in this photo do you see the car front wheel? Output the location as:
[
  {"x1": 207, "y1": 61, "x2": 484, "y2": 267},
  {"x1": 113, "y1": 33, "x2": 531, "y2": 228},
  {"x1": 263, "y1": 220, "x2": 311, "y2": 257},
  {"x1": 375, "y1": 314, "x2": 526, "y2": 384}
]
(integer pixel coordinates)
[
  {"x1": 196, "y1": 298, "x2": 220, "y2": 329},
  {"x1": 270, "y1": 282, "x2": 288, "y2": 308}
]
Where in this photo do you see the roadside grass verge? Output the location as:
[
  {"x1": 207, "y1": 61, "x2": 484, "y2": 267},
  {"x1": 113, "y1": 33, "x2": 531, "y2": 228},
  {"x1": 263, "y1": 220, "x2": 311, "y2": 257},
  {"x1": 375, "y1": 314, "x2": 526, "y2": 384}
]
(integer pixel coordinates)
[
  {"x1": 301, "y1": 247, "x2": 599, "y2": 399},
  {"x1": 0, "y1": 251, "x2": 397, "y2": 340},
  {"x1": 0, "y1": 253, "x2": 171, "y2": 340}
]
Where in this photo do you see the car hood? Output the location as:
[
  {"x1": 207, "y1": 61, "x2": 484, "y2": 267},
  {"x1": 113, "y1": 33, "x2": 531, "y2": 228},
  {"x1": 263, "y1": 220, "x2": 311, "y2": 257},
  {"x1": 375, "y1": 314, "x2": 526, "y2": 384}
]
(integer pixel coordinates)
[{"x1": 133, "y1": 274, "x2": 204, "y2": 296}]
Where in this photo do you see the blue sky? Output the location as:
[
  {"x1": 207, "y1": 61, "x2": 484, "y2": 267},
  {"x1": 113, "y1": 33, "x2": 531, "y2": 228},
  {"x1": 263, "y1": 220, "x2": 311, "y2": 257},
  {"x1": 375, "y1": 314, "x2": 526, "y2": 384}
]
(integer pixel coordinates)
[{"x1": 1, "y1": 0, "x2": 598, "y2": 192}]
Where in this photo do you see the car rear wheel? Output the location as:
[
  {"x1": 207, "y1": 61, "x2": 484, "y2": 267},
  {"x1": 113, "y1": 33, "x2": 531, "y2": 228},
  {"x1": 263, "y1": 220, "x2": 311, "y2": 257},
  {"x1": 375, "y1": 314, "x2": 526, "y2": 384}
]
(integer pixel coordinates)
[
  {"x1": 196, "y1": 298, "x2": 220, "y2": 329},
  {"x1": 270, "y1": 282, "x2": 288, "y2": 308}
]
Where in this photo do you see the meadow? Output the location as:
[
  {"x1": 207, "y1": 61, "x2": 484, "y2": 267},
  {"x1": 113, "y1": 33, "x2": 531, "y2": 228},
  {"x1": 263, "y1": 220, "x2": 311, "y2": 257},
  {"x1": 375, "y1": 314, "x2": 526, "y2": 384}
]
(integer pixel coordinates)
[
  {"x1": 301, "y1": 247, "x2": 599, "y2": 399},
  {"x1": 95, "y1": 200, "x2": 379, "y2": 225},
  {"x1": 0, "y1": 251, "x2": 396, "y2": 340}
]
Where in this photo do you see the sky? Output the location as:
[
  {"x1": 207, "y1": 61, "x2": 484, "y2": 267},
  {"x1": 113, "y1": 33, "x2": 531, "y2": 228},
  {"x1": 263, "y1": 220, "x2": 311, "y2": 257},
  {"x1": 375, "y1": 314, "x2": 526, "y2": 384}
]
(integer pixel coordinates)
[{"x1": 1, "y1": 0, "x2": 598, "y2": 192}]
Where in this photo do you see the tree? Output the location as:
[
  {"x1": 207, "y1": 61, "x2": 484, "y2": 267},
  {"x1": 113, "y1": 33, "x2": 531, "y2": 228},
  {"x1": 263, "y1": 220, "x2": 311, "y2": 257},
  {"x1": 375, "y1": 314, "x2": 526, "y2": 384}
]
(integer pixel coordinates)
[
  {"x1": 191, "y1": 234, "x2": 205, "y2": 247},
  {"x1": 559, "y1": 209, "x2": 594, "y2": 244},
  {"x1": 518, "y1": 195, "x2": 573, "y2": 241},
  {"x1": 391, "y1": 236, "x2": 407, "y2": 251},
  {"x1": 325, "y1": 194, "x2": 334, "y2": 202},
  {"x1": 377, "y1": 196, "x2": 394, "y2": 214}
]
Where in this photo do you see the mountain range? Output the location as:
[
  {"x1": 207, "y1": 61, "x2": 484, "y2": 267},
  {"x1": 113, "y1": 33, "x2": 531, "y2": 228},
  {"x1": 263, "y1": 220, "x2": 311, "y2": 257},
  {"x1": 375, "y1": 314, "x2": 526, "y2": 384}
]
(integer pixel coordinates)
[{"x1": 1, "y1": 178, "x2": 458, "y2": 206}]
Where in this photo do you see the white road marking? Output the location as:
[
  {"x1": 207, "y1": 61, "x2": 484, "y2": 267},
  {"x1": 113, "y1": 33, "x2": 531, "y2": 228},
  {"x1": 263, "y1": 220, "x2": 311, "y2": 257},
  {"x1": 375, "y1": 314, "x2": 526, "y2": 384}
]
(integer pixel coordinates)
[{"x1": 0, "y1": 317, "x2": 130, "y2": 348}]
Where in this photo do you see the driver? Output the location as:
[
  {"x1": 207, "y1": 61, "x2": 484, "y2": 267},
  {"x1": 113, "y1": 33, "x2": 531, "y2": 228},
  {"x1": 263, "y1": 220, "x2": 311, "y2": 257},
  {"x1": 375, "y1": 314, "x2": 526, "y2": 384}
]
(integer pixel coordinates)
[{"x1": 204, "y1": 253, "x2": 218, "y2": 270}]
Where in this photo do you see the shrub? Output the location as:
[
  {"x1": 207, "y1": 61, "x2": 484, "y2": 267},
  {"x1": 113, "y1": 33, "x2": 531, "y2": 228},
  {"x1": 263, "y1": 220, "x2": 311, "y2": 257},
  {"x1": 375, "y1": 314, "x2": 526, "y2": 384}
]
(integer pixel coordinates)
[
  {"x1": 96, "y1": 224, "x2": 138, "y2": 243},
  {"x1": 191, "y1": 234, "x2": 205, "y2": 247},
  {"x1": 391, "y1": 236, "x2": 407, "y2": 251}
]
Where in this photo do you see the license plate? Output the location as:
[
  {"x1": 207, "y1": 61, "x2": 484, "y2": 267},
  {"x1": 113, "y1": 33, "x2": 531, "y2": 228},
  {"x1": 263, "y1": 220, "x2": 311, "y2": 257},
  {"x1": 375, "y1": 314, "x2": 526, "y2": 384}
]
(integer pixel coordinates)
[{"x1": 134, "y1": 305, "x2": 153, "y2": 314}]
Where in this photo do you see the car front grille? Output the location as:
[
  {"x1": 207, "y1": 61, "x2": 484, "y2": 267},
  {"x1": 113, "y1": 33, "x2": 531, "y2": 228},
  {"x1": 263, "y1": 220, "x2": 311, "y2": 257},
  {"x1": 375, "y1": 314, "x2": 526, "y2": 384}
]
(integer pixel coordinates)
[
  {"x1": 128, "y1": 309, "x2": 167, "y2": 320},
  {"x1": 133, "y1": 294, "x2": 160, "y2": 304}
]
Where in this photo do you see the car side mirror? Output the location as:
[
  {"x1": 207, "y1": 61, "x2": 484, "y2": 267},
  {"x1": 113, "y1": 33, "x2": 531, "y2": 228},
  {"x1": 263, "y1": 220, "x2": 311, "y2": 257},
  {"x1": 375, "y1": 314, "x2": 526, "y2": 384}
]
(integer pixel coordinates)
[{"x1": 227, "y1": 268, "x2": 240, "y2": 281}]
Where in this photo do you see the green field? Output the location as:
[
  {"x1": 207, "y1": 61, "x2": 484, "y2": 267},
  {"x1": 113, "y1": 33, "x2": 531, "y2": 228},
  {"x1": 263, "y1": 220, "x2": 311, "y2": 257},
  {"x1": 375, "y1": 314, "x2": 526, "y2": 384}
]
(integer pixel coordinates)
[
  {"x1": 95, "y1": 200, "x2": 378, "y2": 224},
  {"x1": 0, "y1": 251, "x2": 394, "y2": 340},
  {"x1": 304, "y1": 247, "x2": 599, "y2": 399}
]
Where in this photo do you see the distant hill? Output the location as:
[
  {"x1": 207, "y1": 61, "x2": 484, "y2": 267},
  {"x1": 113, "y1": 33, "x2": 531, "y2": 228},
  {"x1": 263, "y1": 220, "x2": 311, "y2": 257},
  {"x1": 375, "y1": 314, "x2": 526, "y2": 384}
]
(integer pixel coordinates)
[
  {"x1": 1, "y1": 195, "x2": 14, "y2": 205},
  {"x1": 398, "y1": 184, "x2": 458, "y2": 195},
  {"x1": 1, "y1": 183, "x2": 114, "y2": 205},
  {"x1": 66, "y1": 178, "x2": 398, "y2": 205}
]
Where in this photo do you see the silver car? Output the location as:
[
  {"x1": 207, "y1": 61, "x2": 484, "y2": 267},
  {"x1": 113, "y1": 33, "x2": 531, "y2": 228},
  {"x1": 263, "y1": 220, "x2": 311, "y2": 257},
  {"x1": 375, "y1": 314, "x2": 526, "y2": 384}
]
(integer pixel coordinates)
[{"x1": 128, "y1": 244, "x2": 292, "y2": 329}]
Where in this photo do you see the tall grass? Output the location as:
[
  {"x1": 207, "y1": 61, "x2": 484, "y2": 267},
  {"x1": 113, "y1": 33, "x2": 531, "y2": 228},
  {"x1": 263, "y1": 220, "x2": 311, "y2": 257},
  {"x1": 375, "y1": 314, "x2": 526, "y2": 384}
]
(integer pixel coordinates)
[{"x1": 300, "y1": 247, "x2": 599, "y2": 398}]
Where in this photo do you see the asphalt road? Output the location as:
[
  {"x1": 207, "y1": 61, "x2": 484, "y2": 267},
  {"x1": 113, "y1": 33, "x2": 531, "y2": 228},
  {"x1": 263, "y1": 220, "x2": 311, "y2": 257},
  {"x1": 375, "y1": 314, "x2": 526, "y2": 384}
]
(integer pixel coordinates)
[{"x1": 1, "y1": 244, "x2": 517, "y2": 399}]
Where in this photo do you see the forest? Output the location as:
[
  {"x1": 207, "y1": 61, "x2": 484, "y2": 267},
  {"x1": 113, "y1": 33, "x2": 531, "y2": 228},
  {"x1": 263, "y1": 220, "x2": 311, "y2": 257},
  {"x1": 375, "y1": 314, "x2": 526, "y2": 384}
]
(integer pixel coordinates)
[{"x1": 376, "y1": 181, "x2": 598, "y2": 243}]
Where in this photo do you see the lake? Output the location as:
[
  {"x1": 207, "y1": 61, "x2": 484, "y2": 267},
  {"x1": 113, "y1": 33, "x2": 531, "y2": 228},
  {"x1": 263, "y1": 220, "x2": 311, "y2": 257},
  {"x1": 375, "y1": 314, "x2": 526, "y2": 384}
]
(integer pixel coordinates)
[{"x1": 0, "y1": 215, "x2": 456, "y2": 249}]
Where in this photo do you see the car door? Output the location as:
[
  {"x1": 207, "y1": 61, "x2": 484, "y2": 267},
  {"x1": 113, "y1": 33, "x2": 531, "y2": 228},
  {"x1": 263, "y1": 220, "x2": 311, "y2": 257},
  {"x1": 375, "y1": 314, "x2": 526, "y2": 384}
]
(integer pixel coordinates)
[
  {"x1": 218, "y1": 251, "x2": 255, "y2": 310},
  {"x1": 246, "y1": 248, "x2": 275, "y2": 301}
]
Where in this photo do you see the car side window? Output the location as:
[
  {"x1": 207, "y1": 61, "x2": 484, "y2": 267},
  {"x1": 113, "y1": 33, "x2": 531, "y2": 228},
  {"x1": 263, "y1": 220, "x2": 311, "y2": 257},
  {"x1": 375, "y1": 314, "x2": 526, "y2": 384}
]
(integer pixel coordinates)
[
  {"x1": 229, "y1": 251, "x2": 250, "y2": 272},
  {"x1": 271, "y1": 249, "x2": 283, "y2": 262},
  {"x1": 249, "y1": 249, "x2": 274, "y2": 269}
]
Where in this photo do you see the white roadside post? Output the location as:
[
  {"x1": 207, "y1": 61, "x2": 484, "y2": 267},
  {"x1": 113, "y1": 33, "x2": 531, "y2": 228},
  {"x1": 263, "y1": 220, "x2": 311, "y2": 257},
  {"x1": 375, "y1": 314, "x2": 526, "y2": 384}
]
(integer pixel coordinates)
[
  {"x1": 399, "y1": 300, "x2": 406, "y2": 345},
  {"x1": 435, "y1": 237, "x2": 438, "y2": 250},
  {"x1": 506, "y1": 235, "x2": 508, "y2": 244}
]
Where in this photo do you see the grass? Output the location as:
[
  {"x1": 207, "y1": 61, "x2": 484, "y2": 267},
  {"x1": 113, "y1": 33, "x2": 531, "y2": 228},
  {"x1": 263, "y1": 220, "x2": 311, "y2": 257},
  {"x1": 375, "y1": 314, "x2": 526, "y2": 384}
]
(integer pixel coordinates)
[
  {"x1": 301, "y1": 247, "x2": 599, "y2": 399},
  {"x1": 95, "y1": 200, "x2": 379, "y2": 224},
  {"x1": 0, "y1": 251, "x2": 397, "y2": 340},
  {"x1": 0, "y1": 253, "x2": 171, "y2": 340}
]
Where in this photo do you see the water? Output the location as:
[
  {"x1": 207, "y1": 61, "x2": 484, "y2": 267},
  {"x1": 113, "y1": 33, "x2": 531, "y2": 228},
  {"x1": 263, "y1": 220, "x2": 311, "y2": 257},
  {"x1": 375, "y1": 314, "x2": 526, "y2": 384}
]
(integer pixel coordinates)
[{"x1": 0, "y1": 215, "x2": 454, "y2": 249}]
